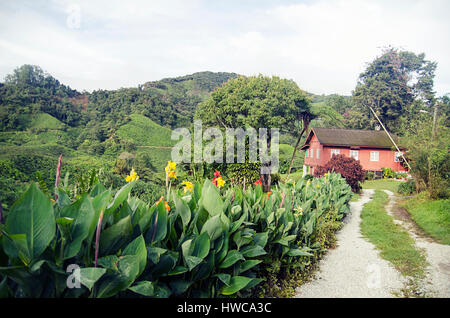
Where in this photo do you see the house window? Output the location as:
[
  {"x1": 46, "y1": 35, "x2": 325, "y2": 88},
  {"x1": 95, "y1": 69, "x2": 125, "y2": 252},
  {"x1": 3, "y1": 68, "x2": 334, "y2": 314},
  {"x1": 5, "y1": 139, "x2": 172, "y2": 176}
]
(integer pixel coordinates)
[
  {"x1": 316, "y1": 148, "x2": 320, "y2": 159},
  {"x1": 305, "y1": 149, "x2": 309, "y2": 158},
  {"x1": 310, "y1": 148, "x2": 314, "y2": 158},
  {"x1": 370, "y1": 151, "x2": 379, "y2": 161},
  {"x1": 350, "y1": 150, "x2": 359, "y2": 160},
  {"x1": 331, "y1": 149, "x2": 340, "y2": 157},
  {"x1": 394, "y1": 152, "x2": 403, "y2": 162}
]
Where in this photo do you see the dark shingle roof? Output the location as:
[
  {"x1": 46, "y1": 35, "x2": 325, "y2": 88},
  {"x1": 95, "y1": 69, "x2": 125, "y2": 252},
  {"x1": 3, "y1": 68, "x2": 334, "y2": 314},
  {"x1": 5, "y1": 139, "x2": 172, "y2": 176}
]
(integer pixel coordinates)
[{"x1": 302, "y1": 127, "x2": 400, "y2": 149}]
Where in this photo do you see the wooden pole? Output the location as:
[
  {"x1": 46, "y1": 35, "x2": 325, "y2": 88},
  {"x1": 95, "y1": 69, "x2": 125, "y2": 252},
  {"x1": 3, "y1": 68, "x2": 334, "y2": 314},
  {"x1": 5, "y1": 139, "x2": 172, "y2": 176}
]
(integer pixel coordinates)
[{"x1": 367, "y1": 105, "x2": 412, "y2": 171}]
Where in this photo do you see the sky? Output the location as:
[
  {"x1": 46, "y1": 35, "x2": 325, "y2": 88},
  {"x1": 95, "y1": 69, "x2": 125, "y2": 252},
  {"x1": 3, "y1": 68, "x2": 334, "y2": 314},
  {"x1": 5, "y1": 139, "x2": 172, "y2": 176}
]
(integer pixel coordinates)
[{"x1": 0, "y1": 0, "x2": 449, "y2": 96}]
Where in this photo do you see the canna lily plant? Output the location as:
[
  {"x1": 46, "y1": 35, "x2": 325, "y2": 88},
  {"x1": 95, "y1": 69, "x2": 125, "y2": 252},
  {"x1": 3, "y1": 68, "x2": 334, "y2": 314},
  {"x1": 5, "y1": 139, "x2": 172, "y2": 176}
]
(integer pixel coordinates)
[{"x1": 0, "y1": 156, "x2": 352, "y2": 298}]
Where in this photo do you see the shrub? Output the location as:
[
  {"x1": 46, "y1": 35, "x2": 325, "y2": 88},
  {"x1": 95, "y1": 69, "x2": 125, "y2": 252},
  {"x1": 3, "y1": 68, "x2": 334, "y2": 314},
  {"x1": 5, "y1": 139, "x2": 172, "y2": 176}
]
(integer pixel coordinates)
[
  {"x1": 0, "y1": 164, "x2": 352, "y2": 298},
  {"x1": 314, "y1": 154, "x2": 365, "y2": 192},
  {"x1": 382, "y1": 167, "x2": 395, "y2": 179},
  {"x1": 398, "y1": 180, "x2": 416, "y2": 195},
  {"x1": 365, "y1": 171, "x2": 376, "y2": 180}
]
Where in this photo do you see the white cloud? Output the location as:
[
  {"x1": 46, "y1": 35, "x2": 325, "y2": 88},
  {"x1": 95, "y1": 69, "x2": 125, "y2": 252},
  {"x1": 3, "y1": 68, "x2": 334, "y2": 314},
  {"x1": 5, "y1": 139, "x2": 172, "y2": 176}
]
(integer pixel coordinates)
[{"x1": 0, "y1": 0, "x2": 448, "y2": 96}]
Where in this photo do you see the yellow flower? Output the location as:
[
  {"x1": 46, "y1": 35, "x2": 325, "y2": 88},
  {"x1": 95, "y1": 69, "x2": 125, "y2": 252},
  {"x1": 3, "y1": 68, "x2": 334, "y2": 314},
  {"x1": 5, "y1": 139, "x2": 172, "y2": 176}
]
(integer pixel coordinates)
[
  {"x1": 165, "y1": 161, "x2": 177, "y2": 179},
  {"x1": 316, "y1": 184, "x2": 320, "y2": 188},
  {"x1": 215, "y1": 176, "x2": 225, "y2": 187},
  {"x1": 125, "y1": 168, "x2": 139, "y2": 182},
  {"x1": 324, "y1": 173, "x2": 328, "y2": 177},
  {"x1": 165, "y1": 161, "x2": 176, "y2": 172},
  {"x1": 307, "y1": 180, "x2": 311, "y2": 186},
  {"x1": 182, "y1": 181, "x2": 194, "y2": 193},
  {"x1": 167, "y1": 170, "x2": 177, "y2": 179}
]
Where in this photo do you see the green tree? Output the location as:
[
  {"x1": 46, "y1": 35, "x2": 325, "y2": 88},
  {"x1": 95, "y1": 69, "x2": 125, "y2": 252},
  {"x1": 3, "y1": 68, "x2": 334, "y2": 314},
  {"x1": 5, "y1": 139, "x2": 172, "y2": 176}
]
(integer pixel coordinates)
[
  {"x1": 196, "y1": 75, "x2": 311, "y2": 191},
  {"x1": 402, "y1": 99, "x2": 449, "y2": 198},
  {"x1": 352, "y1": 47, "x2": 437, "y2": 134}
]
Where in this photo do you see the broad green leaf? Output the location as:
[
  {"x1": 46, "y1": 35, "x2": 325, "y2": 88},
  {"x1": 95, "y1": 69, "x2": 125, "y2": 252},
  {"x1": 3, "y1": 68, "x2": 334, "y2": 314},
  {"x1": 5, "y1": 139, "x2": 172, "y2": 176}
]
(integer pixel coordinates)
[
  {"x1": 2, "y1": 233, "x2": 30, "y2": 265},
  {"x1": 219, "y1": 250, "x2": 244, "y2": 269},
  {"x1": 168, "y1": 266, "x2": 188, "y2": 276},
  {"x1": 192, "y1": 232, "x2": 210, "y2": 259},
  {"x1": 145, "y1": 201, "x2": 168, "y2": 244},
  {"x1": 214, "y1": 273, "x2": 231, "y2": 286},
  {"x1": 97, "y1": 255, "x2": 119, "y2": 271},
  {"x1": 237, "y1": 260, "x2": 262, "y2": 274},
  {"x1": 106, "y1": 181, "x2": 135, "y2": 213},
  {"x1": 79, "y1": 267, "x2": 106, "y2": 291},
  {"x1": 129, "y1": 281, "x2": 154, "y2": 296},
  {"x1": 174, "y1": 194, "x2": 191, "y2": 228},
  {"x1": 123, "y1": 235, "x2": 147, "y2": 276},
  {"x1": 60, "y1": 194, "x2": 95, "y2": 259},
  {"x1": 90, "y1": 183, "x2": 107, "y2": 197},
  {"x1": 150, "y1": 254, "x2": 177, "y2": 278},
  {"x1": 99, "y1": 215, "x2": 133, "y2": 256},
  {"x1": 184, "y1": 255, "x2": 203, "y2": 271},
  {"x1": 220, "y1": 276, "x2": 253, "y2": 295},
  {"x1": 201, "y1": 214, "x2": 224, "y2": 241},
  {"x1": 5, "y1": 183, "x2": 55, "y2": 260},
  {"x1": 200, "y1": 180, "x2": 223, "y2": 216},
  {"x1": 253, "y1": 232, "x2": 268, "y2": 248},
  {"x1": 240, "y1": 245, "x2": 267, "y2": 258},
  {"x1": 287, "y1": 248, "x2": 314, "y2": 257},
  {"x1": 147, "y1": 246, "x2": 167, "y2": 264},
  {"x1": 96, "y1": 255, "x2": 140, "y2": 298}
]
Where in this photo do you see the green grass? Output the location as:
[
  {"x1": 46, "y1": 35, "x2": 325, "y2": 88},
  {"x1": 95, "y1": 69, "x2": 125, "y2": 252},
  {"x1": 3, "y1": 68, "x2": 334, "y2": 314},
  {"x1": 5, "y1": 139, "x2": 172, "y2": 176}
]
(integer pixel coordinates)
[
  {"x1": 29, "y1": 113, "x2": 66, "y2": 130},
  {"x1": 116, "y1": 114, "x2": 176, "y2": 147},
  {"x1": 350, "y1": 192, "x2": 360, "y2": 202},
  {"x1": 360, "y1": 190, "x2": 427, "y2": 278},
  {"x1": 400, "y1": 192, "x2": 450, "y2": 245},
  {"x1": 362, "y1": 179, "x2": 405, "y2": 194}
]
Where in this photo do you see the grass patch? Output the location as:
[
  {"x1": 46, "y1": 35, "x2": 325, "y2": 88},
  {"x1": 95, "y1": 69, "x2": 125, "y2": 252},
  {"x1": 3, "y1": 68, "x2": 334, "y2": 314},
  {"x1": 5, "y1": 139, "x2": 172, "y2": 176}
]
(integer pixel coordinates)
[
  {"x1": 116, "y1": 114, "x2": 175, "y2": 147},
  {"x1": 400, "y1": 192, "x2": 450, "y2": 245},
  {"x1": 350, "y1": 192, "x2": 360, "y2": 202},
  {"x1": 360, "y1": 190, "x2": 427, "y2": 278},
  {"x1": 362, "y1": 179, "x2": 405, "y2": 194}
]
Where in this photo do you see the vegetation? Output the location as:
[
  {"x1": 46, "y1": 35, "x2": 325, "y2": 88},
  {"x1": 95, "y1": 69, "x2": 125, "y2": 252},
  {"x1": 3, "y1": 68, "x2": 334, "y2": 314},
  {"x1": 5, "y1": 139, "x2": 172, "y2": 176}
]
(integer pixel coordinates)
[
  {"x1": 400, "y1": 193, "x2": 450, "y2": 245},
  {"x1": 314, "y1": 154, "x2": 365, "y2": 192},
  {"x1": 360, "y1": 190, "x2": 427, "y2": 278},
  {"x1": 0, "y1": 164, "x2": 352, "y2": 298},
  {"x1": 195, "y1": 75, "x2": 311, "y2": 192},
  {"x1": 351, "y1": 47, "x2": 437, "y2": 134},
  {"x1": 362, "y1": 179, "x2": 405, "y2": 194}
]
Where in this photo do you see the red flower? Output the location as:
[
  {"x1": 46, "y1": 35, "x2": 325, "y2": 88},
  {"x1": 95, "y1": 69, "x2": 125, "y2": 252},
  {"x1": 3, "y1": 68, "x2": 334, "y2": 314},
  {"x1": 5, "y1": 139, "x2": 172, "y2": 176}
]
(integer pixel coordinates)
[
  {"x1": 214, "y1": 170, "x2": 221, "y2": 178},
  {"x1": 267, "y1": 191, "x2": 272, "y2": 198},
  {"x1": 212, "y1": 177, "x2": 218, "y2": 186},
  {"x1": 254, "y1": 178, "x2": 262, "y2": 186}
]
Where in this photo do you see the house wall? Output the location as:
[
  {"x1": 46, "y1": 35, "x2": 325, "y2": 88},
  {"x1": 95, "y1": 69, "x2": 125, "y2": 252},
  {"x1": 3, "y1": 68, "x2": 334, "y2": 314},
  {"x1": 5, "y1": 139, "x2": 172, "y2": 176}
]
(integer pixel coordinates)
[{"x1": 304, "y1": 137, "x2": 407, "y2": 172}]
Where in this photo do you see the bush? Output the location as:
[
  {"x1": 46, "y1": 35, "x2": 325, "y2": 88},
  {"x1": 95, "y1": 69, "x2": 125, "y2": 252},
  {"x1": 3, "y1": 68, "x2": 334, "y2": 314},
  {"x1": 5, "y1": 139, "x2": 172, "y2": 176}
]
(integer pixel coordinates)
[
  {"x1": 398, "y1": 180, "x2": 417, "y2": 195},
  {"x1": 365, "y1": 171, "x2": 376, "y2": 180},
  {"x1": 382, "y1": 167, "x2": 395, "y2": 179},
  {"x1": 314, "y1": 154, "x2": 365, "y2": 192},
  {"x1": 0, "y1": 168, "x2": 352, "y2": 298}
]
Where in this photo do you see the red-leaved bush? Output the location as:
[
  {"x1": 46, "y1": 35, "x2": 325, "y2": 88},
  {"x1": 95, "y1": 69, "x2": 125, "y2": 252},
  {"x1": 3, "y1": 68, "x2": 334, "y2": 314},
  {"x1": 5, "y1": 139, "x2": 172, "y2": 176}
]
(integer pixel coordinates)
[{"x1": 314, "y1": 154, "x2": 365, "y2": 192}]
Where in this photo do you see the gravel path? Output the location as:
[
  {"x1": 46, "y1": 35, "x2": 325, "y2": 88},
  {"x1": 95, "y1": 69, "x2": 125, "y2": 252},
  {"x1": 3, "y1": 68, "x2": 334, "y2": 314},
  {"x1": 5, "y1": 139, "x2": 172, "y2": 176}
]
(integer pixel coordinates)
[
  {"x1": 294, "y1": 189, "x2": 405, "y2": 298},
  {"x1": 384, "y1": 190, "x2": 450, "y2": 298}
]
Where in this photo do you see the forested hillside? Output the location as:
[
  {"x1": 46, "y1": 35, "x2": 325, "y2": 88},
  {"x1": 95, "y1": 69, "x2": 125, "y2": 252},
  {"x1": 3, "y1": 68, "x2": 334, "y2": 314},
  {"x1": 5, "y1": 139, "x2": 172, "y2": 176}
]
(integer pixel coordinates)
[{"x1": 0, "y1": 65, "x2": 242, "y2": 209}]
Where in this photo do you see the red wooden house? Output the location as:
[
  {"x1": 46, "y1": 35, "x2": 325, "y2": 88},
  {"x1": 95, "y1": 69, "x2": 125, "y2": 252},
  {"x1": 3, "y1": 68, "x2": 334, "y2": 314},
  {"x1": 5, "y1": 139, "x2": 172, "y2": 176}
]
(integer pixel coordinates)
[{"x1": 300, "y1": 127, "x2": 408, "y2": 175}]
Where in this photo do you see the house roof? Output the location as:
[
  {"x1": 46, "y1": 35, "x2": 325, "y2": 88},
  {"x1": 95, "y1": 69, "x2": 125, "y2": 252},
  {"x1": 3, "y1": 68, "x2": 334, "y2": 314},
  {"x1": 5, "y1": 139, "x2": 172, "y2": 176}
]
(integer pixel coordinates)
[{"x1": 300, "y1": 127, "x2": 402, "y2": 149}]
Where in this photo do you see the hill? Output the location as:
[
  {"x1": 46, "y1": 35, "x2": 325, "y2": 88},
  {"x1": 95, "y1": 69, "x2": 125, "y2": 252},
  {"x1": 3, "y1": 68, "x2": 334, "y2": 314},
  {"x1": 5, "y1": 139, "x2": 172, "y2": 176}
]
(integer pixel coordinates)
[{"x1": 0, "y1": 64, "x2": 352, "y2": 211}]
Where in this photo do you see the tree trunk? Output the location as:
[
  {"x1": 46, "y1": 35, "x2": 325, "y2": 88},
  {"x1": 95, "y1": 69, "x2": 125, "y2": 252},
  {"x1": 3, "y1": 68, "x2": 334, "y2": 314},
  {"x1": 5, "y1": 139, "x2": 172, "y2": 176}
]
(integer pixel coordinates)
[
  {"x1": 261, "y1": 169, "x2": 272, "y2": 193},
  {"x1": 286, "y1": 127, "x2": 306, "y2": 180}
]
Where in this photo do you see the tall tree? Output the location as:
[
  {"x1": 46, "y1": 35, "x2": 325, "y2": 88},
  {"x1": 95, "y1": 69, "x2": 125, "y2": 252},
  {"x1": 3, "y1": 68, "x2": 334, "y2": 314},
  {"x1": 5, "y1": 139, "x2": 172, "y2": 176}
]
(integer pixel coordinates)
[
  {"x1": 195, "y1": 75, "x2": 311, "y2": 191},
  {"x1": 352, "y1": 47, "x2": 437, "y2": 134}
]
